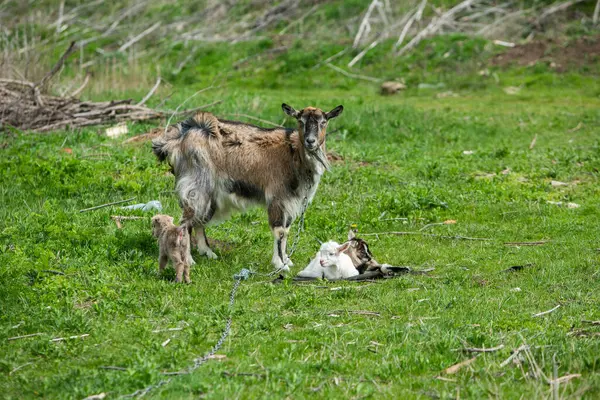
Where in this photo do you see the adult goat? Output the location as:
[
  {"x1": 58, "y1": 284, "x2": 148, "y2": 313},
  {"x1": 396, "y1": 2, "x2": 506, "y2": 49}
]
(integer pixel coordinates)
[{"x1": 152, "y1": 103, "x2": 343, "y2": 272}]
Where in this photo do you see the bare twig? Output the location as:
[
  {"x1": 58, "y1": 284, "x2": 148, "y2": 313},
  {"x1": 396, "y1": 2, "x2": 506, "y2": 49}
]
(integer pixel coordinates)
[
  {"x1": 79, "y1": 197, "x2": 136, "y2": 213},
  {"x1": 119, "y1": 22, "x2": 161, "y2": 52},
  {"x1": 325, "y1": 63, "x2": 382, "y2": 83},
  {"x1": 313, "y1": 48, "x2": 349, "y2": 70},
  {"x1": 393, "y1": 0, "x2": 428, "y2": 50},
  {"x1": 279, "y1": 4, "x2": 319, "y2": 34},
  {"x1": 396, "y1": 0, "x2": 478, "y2": 56},
  {"x1": 504, "y1": 241, "x2": 547, "y2": 246},
  {"x1": 9, "y1": 362, "x2": 34, "y2": 375},
  {"x1": 594, "y1": 0, "x2": 600, "y2": 24},
  {"x1": 360, "y1": 231, "x2": 491, "y2": 241},
  {"x1": 353, "y1": 0, "x2": 380, "y2": 49},
  {"x1": 164, "y1": 84, "x2": 217, "y2": 136},
  {"x1": 37, "y1": 41, "x2": 78, "y2": 92},
  {"x1": 533, "y1": 305, "x2": 561, "y2": 317},
  {"x1": 529, "y1": 134, "x2": 538, "y2": 149},
  {"x1": 500, "y1": 344, "x2": 529, "y2": 367},
  {"x1": 442, "y1": 356, "x2": 478, "y2": 374},
  {"x1": 69, "y1": 73, "x2": 90, "y2": 98},
  {"x1": 223, "y1": 113, "x2": 283, "y2": 127},
  {"x1": 50, "y1": 333, "x2": 89, "y2": 342},
  {"x1": 460, "y1": 344, "x2": 505, "y2": 353},
  {"x1": 582, "y1": 320, "x2": 600, "y2": 325},
  {"x1": 7, "y1": 333, "x2": 44, "y2": 341},
  {"x1": 41, "y1": 269, "x2": 66, "y2": 275},
  {"x1": 137, "y1": 77, "x2": 161, "y2": 106},
  {"x1": 99, "y1": 366, "x2": 127, "y2": 371},
  {"x1": 548, "y1": 374, "x2": 581, "y2": 385},
  {"x1": 537, "y1": 0, "x2": 586, "y2": 24}
]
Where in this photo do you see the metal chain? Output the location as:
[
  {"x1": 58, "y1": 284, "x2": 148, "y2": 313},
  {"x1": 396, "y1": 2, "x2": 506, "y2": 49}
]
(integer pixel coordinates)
[
  {"x1": 287, "y1": 195, "x2": 309, "y2": 258},
  {"x1": 120, "y1": 268, "x2": 252, "y2": 398}
]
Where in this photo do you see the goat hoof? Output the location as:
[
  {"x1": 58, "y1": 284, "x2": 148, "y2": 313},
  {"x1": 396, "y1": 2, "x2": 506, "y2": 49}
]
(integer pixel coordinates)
[
  {"x1": 285, "y1": 257, "x2": 294, "y2": 267},
  {"x1": 201, "y1": 250, "x2": 218, "y2": 259}
]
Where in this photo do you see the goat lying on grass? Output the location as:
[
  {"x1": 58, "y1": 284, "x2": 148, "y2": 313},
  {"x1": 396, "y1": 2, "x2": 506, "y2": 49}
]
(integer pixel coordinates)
[
  {"x1": 151, "y1": 215, "x2": 193, "y2": 283},
  {"x1": 297, "y1": 241, "x2": 359, "y2": 280},
  {"x1": 152, "y1": 104, "x2": 343, "y2": 273}
]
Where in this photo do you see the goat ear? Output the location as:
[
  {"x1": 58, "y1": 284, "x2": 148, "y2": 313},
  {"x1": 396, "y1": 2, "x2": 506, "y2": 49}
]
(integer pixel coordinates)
[
  {"x1": 336, "y1": 242, "x2": 350, "y2": 254},
  {"x1": 347, "y1": 229, "x2": 356, "y2": 240},
  {"x1": 325, "y1": 105, "x2": 343, "y2": 120},
  {"x1": 282, "y1": 103, "x2": 299, "y2": 118}
]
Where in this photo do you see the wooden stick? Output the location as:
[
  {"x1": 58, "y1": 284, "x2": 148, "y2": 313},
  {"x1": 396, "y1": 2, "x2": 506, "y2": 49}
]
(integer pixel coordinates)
[
  {"x1": 279, "y1": 4, "x2": 319, "y2": 34},
  {"x1": 9, "y1": 362, "x2": 34, "y2": 375},
  {"x1": 360, "y1": 231, "x2": 491, "y2": 241},
  {"x1": 537, "y1": 0, "x2": 586, "y2": 24},
  {"x1": 499, "y1": 344, "x2": 529, "y2": 367},
  {"x1": 69, "y1": 73, "x2": 90, "y2": 97},
  {"x1": 594, "y1": 0, "x2": 600, "y2": 25},
  {"x1": 37, "y1": 41, "x2": 77, "y2": 91},
  {"x1": 7, "y1": 333, "x2": 44, "y2": 341},
  {"x1": 394, "y1": 0, "x2": 428, "y2": 50},
  {"x1": 79, "y1": 197, "x2": 136, "y2": 213},
  {"x1": 137, "y1": 77, "x2": 161, "y2": 106},
  {"x1": 119, "y1": 22, "x2": 160, "y2": 52},
  {"x1": 533, "y1": 305, "x2": 560, "y2": 317},
  {"x1": 223, "y1": 113, "x2": 283, "y2": 127},
  {"x1": 353, "y1": 0, "x2": 380, "y2": 48},
  {"x1": 325, "y1": 63, "x2": 382, "y2": 83},
  {"x1": 50, "y1": 333, "x2": 89, "y2": 342},
  {"x1": 313, "y1": 48, "x2": 349, "y2": 70},
  {"x1": 529, "y1": 134, "x2": 538, "y2": 150},
  {"x1": 504, "y1": 241, "x2": 548, "y2": 246},
  {"x1": 99, "y1": 366, "x2": 127, "y2": 371},
  {"x1": 460, "y1": 344, "x2": 505, "y2": 353}
]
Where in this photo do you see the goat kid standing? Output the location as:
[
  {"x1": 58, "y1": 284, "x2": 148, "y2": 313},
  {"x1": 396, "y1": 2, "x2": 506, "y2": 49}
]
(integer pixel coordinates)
[{"x1": 152, "y1": 103, "x2": 343, "y2": 272}]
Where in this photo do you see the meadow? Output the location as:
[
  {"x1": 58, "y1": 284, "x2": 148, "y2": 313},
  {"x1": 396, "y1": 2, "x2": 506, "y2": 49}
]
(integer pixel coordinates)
[
  {"x1": 2, "y1": 73, "x2": 600, "y2": 398},
  {"x1": 2, "y1": 1, "x2": 600, "y2": 398}
]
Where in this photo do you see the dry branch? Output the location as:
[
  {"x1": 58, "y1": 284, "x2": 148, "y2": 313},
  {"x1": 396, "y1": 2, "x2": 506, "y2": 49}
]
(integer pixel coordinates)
[
  {"x1": 7, "y1": 333, "x2": 44, "y2": 341},
  {"x1": 325, "y1": 63, "x2": 382, "y2": 83},
  {"x1": 460, "y1": 344, "x2": 505, "y2": 353},
  {"x1": 79, "y1": 197, "x2": 136, "y2": 213},
  {"x1": 119, "y1": 22, "x2": 161, "y2": 52},
  {"x1": 533, "y1": 305, "x2": 561, "y2": 317},
  {"x1": 360, "y1": 231, "x2": 491, "y2": 241}
]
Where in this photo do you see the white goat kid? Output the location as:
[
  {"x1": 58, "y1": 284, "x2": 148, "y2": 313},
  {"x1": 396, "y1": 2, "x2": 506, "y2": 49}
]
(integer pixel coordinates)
[{"x1": 297, "y1": 241, "x2": 359, "y2": 280}]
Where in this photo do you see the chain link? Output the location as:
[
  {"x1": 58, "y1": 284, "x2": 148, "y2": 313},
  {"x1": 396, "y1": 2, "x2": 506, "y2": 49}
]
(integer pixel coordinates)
[
  {"x1": 119, "y1": 269, "x2": 252, "y2": 398},
  {"x1": 287, "y1": 195, "x2": 309, "y2": 258}
]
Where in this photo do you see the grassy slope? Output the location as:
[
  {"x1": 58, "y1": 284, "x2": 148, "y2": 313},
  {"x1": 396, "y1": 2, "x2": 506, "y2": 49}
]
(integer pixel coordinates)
[{"x1": 1, "y1": 74, "x2": 600, "y2": 398}]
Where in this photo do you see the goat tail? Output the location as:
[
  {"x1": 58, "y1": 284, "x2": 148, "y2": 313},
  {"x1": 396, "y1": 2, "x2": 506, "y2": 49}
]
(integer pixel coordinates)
[
  {"x1": 180, "y1": 111, "x2": 220, "y2": 139},
  {"x1": 151, "y1": 111, "x2": 220, "y2": 163}
]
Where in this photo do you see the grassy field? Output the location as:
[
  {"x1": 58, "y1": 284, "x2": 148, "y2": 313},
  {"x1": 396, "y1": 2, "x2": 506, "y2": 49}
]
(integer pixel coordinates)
[{"x1": 1, "y1": 72, "x2": 600, "y2": 399}]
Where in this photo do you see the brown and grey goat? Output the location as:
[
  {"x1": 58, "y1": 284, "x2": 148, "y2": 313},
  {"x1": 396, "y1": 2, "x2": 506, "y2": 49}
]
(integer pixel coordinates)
[{"x1": 151, "y1": 104, "x2": 344, "y2": 272}]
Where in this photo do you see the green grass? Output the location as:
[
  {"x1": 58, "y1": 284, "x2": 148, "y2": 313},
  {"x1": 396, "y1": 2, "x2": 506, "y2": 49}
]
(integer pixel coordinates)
[{"x1": 1, "y1": 80, "x2": 600, "y2": 399}]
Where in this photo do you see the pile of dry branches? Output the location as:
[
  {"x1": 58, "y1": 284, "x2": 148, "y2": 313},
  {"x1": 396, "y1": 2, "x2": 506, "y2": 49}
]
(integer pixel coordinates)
[{"x1": 0, "y1": 42, "x2": 204, "y2": 133}]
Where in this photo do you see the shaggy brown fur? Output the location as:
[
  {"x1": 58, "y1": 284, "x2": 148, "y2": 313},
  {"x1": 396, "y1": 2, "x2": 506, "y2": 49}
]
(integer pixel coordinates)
[
  {"x1": 151, "y1": 214, "x2": 193, "y2": 283},
  {"x1": 151, "y1": 104, "x2": 343, "y2": 272}
]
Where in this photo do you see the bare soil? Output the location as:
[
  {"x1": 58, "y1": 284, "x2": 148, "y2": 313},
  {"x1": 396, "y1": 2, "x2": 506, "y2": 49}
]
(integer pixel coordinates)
[{"x1": 491, "y1": 36, "x2": 600, "y2": 72}]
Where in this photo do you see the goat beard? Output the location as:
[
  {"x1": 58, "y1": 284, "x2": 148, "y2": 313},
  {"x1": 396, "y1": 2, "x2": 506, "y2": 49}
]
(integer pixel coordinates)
[{"x1": 311, "y1": 146, "x2": 331, "y2": 171}]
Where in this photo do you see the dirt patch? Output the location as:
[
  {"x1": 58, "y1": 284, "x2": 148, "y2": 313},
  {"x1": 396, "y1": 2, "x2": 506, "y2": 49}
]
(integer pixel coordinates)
[{"x1": 491, "y1": 36, "x2": 600, "y2": 71}]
